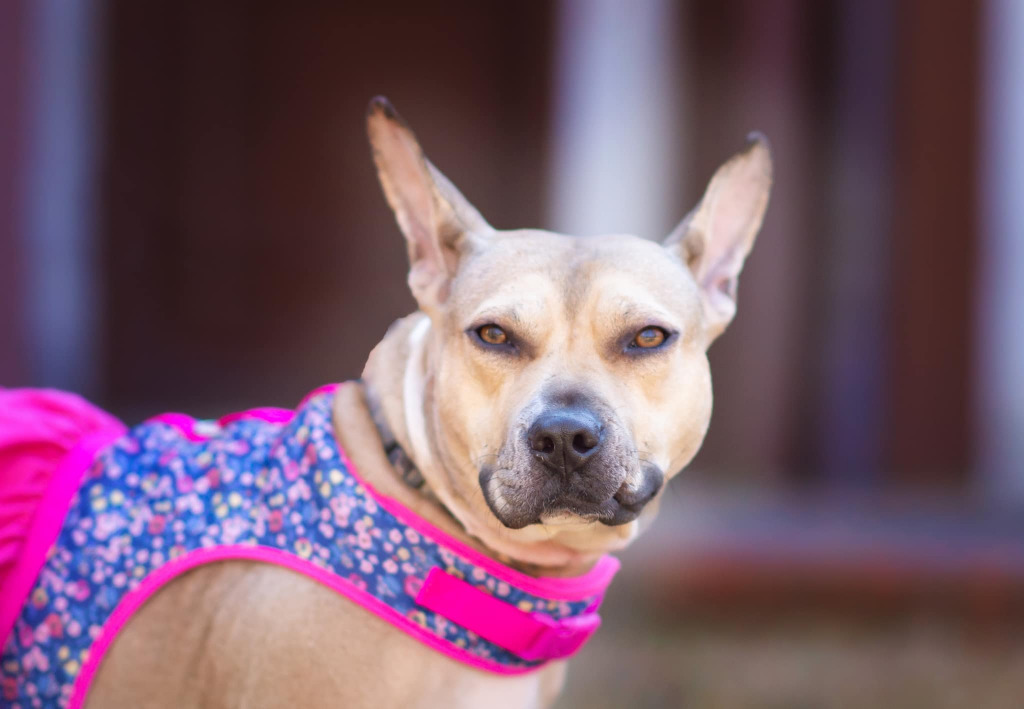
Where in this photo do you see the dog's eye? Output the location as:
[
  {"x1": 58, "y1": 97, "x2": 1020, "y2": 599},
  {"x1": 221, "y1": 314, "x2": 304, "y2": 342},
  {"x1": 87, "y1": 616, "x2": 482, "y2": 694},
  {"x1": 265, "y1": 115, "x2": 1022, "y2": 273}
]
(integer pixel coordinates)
[
  {"x1": 632, "y1": 327, "x2": 668, "y2": 349},
  {"x1": 477, "y1": 324, "x2": 509, "y2": 346}
]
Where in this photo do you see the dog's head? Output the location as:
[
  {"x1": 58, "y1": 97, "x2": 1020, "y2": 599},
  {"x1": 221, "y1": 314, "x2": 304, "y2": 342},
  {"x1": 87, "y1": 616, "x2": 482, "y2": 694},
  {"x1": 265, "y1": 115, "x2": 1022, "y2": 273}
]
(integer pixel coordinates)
[{"x1": 367, "y1": 97, "x2": 771, "y2": 556}]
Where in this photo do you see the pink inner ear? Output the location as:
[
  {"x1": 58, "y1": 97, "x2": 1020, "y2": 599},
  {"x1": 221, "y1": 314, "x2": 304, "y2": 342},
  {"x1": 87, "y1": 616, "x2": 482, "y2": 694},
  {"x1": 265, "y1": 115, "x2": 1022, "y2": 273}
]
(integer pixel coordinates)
[
  {"x1": 710, "y1": 273, "x2": 738, "y2": 301},
  {"x1": 715, "y1": 177, "x2": 765, "y2": 248},
  {"x1": 698, "y1": 237, "x2": 743, "y2": 290},
  {"x1": 368, "y1": 112, "x2": 440, "y2": 256},
  {"x1": 689, "y1": 139, "x2": 770, "y2": 292},
  {"x1": 389, "y1": 138, "x2": 437, "y2": 239}
]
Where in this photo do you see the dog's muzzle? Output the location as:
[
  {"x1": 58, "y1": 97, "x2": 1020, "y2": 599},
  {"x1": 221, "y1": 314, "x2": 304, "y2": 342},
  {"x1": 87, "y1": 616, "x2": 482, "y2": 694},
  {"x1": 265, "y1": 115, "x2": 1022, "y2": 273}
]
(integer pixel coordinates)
[{"x1": 479, "y1": 404, "x2": 663, "y2": 529}]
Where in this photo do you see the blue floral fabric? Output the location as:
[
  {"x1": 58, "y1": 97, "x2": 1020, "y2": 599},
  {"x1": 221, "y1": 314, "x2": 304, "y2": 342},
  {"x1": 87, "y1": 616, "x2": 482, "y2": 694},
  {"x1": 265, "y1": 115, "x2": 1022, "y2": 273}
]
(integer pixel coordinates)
[{"x1": 0, "y1": 388, "x2": 605, "y2": 707}]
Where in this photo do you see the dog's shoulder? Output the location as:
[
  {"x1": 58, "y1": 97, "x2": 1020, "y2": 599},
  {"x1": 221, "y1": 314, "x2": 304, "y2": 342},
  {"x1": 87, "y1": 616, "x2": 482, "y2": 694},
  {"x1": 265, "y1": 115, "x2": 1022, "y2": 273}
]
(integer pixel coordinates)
[{"x1": 90, "y1": 559, "x2": 564, "y2": 708}]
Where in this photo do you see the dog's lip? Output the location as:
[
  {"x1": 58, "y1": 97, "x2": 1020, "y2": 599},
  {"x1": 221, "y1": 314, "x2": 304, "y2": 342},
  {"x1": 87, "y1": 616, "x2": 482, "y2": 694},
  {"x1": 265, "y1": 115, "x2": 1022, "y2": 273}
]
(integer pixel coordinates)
[
  {"x1": 479, "y1": 463, "x2": 664, "y2": 529},
  {"x1": 603, "y1": 466, "x2": 664, "y2": 525},
  {"x1": 484, "y1": 485, "x2": 631, "y2": 529},
  {"x1": 529, "y1": 494, "x2": 642, "y2": 527},
  {"x1": 479, "y1": 469, "x2": 610, "y2": 529},
  {"x1": 478, "y1": 468, "x2": 540, "y2": 529},
  {"x1": 540, "y1": 495, "x2": 619, "y2": 521}
]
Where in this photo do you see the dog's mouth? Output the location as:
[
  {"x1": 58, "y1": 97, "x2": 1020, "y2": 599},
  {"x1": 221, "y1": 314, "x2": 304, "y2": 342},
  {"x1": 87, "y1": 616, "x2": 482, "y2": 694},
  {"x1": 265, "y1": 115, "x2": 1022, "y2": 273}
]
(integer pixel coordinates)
[{"x1": 479, "y1": 463, "x2": 663, "y2": 530}]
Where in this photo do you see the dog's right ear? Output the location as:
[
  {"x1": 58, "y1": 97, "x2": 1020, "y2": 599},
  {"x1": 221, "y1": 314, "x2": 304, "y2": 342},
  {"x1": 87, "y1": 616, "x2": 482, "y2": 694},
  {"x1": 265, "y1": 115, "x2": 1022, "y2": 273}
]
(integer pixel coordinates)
[
  {"x1": 367, "y1": 97, "x2": 492, "y2": 312},
  {"x1": 663, "y1": 133, "x2": 772, "y2": 346}
]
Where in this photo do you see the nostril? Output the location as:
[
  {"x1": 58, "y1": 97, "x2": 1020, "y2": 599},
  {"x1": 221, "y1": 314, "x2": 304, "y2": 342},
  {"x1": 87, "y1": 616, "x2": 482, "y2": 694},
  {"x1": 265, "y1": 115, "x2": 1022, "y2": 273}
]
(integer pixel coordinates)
[
  {"x1": 572, "y1": 432, "x2": 598, "y2": 455},
  {"x1": 527, "y1": 409, "x2": 604, "y2": 473},
  {"x1": 533, "y1": 435, "x2": 555, "y2": 454}
]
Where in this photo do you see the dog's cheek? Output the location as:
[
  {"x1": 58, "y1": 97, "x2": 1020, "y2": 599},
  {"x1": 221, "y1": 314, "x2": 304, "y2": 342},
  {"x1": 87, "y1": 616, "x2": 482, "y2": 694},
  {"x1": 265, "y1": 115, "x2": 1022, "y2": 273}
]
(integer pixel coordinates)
[
  {"x1": 631, "y1": 351, "x2": 713, "y2": 475},
  {"x1": 667, "y1": 356, "x2": 714, "y2": 472},
  {"x1": 435, "y1": 362, "x2": 499, "y2": 459}
]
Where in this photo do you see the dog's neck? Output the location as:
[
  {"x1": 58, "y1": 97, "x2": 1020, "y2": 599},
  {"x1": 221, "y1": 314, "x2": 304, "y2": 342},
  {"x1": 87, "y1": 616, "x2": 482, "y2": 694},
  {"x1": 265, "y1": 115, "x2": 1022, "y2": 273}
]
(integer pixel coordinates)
[
  {"x1": 358, "y1": 313, "x2": 606, "y2": 576},
  {"x1": 397, "y1": 316, "x2": 434, "y2": 491}
]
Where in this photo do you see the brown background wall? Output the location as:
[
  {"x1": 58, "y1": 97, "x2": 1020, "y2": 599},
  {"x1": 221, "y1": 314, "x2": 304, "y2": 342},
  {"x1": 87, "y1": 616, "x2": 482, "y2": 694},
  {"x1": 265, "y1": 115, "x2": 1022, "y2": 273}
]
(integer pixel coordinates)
[
  {"x1": 6, "y1": 0, "x2": 988, "y2": 490},
  {"x1": 0, "y1": 1, "x2": 28, "y2": 386},
  {"x1": 100, "y1": 3, "x2": 555, "y2": 417}
]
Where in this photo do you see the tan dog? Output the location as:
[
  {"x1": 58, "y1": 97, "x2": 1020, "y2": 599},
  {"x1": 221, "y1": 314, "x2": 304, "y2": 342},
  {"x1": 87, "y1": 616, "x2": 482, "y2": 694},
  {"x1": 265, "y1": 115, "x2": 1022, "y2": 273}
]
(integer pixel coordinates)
[{"x1": 85, "y1": 98, "x2": 771, "y2": 708}]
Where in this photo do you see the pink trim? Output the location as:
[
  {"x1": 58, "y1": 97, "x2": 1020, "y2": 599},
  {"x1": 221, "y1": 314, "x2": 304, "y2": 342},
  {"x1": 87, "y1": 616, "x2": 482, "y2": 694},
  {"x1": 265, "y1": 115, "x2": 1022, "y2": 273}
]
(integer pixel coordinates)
[
  {"x1": 146, "y1": 413, "x2": 207, "y2": 442},
  {"x1": 298, "y1": 382, "x2": 341, "y2": 407},
  {"x1": 0, "y1": 423, "x2": 127, "y2": 648},
  {"x1": 144, "y1": 383, "x2": 341, "y2": 442},
  {"x1": 218, "y1": 407, "x2": 293, "y2": 426},
  {"x1": 68, "y1": 546, "x2": 544, "y2": 709},
  {"x1": 415, "y1": 567, "x2": 600, "y2": 661}
]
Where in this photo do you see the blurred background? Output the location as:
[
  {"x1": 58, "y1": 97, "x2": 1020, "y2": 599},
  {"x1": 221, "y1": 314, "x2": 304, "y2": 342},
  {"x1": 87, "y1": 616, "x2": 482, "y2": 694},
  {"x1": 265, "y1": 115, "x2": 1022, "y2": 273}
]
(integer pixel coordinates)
[{"x1": 2, "y1": 0, "x2": 1024, "y2": 706}]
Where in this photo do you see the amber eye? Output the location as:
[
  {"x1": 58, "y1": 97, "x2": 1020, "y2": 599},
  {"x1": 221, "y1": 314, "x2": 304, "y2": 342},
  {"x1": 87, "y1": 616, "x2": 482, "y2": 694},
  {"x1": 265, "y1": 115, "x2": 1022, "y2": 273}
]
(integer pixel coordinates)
[
  {"x1": 477, "y1": 324, "x2": 508, "y2": 346},
  {"x1": 632, "y1": 326, "x2": 667, "y2": 349}
]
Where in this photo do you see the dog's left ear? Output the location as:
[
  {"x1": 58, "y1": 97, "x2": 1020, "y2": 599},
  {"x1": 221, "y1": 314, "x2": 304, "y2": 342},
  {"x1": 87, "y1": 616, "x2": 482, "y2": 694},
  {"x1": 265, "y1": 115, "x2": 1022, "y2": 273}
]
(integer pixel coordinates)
[
  {"x1": 367, "y1": 96, "x2": 493, "y2": 312},
  {"x1": 664, "y1": 133, "x2": 773, "y2": 345}
]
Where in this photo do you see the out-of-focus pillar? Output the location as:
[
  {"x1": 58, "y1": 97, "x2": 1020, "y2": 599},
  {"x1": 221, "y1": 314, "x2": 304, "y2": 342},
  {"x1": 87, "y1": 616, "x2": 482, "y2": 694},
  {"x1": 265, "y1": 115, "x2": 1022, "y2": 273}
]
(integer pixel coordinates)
[
  {"x1": 977, "y1": 0, "x2": 1024, "y2": 500},
  {"x1": 22, "y1": 0, "x2": 106, "y2": 395},
  {"x1": 548, "y1": 0, "x2": 683, "y2": 240},
  {"x1": 814, "y1": 0, "x2": 894, "y2": 484}
]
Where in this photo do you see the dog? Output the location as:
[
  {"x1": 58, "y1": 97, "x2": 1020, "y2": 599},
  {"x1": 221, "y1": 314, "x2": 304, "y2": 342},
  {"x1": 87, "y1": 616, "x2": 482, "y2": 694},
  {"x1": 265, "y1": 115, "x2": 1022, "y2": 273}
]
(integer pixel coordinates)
[{"x1": 0, "y1": 97, "x2": 771, "y2": 708}]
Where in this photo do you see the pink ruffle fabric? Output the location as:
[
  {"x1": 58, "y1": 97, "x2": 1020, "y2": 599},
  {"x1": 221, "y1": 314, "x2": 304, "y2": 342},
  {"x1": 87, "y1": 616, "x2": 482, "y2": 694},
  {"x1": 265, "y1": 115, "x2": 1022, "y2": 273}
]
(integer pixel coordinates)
[{"x1": 0, "y1": 389, "x2": 125, "y2": 646}]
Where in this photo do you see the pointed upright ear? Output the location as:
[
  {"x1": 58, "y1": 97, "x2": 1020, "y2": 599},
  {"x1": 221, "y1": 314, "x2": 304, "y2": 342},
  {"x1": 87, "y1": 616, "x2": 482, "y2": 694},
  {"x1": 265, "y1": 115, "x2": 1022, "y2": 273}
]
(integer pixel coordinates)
[
  {"x1": 366, "y1": 96, "x2": 493, "y2": 312},
  {"x1": 664, "y1": 133, "x2": 773, "y2": 345}
]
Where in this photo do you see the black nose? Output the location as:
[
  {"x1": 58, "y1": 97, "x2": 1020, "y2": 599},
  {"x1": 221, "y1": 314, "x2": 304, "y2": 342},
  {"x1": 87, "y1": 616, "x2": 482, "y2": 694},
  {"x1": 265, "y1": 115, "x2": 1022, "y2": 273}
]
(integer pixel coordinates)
[{"x1": 527, "y1": 409, "x2": 604, "y2": 475}]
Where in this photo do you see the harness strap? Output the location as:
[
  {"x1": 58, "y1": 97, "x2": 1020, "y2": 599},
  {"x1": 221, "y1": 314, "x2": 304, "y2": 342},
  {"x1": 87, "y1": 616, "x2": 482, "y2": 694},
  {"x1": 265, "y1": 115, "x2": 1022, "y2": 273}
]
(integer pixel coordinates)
[{"x1": 415, "y1": 567, "x2": 601, "y2": 661}]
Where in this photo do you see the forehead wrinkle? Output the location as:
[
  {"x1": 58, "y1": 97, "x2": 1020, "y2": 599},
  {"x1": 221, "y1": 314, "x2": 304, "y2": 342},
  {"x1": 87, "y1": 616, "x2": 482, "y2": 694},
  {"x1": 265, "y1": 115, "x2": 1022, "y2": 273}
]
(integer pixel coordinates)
[
  {"x1": 560, "y1": 239, "x2": 601, "y2": 325},
  {"x1": 468, "y1": 277, "x2": 559, "y2": 338},
  {"x1": 609, "y1": 295, "x2": 681, "y2": 329},
  {"x1": 471, "y1": 304, "x2": 522, "y2": 327},
  {"x1": 576, "y1": 266, "x2": 697, "y2": 352}
]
